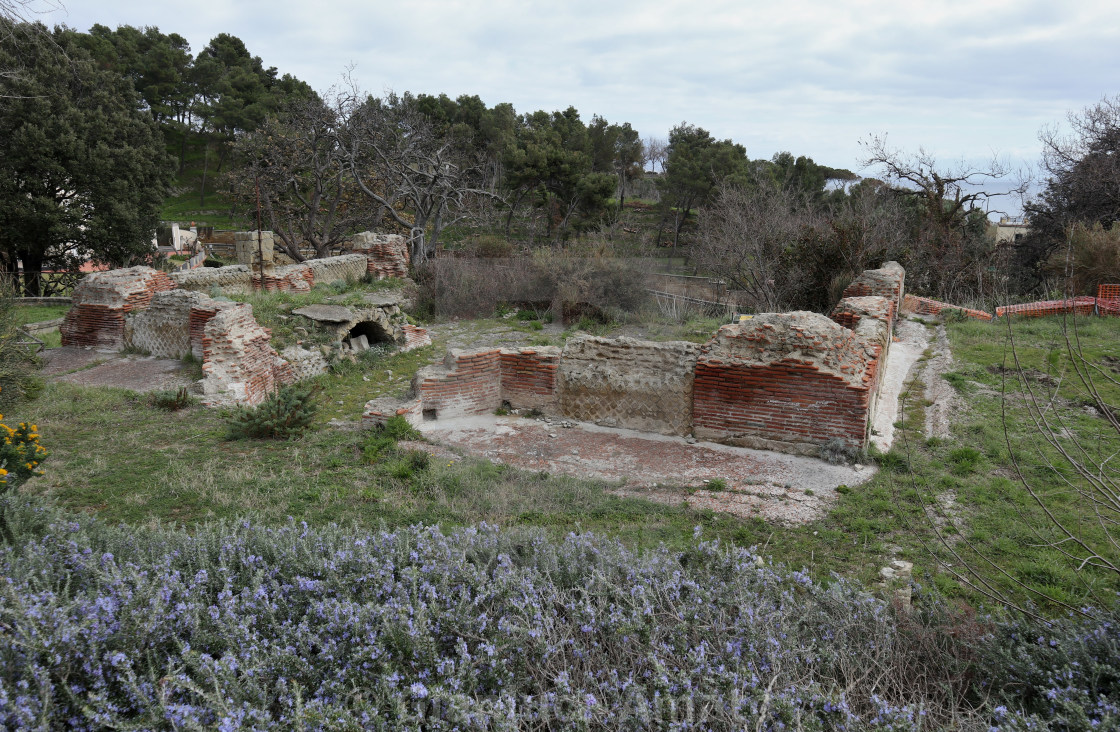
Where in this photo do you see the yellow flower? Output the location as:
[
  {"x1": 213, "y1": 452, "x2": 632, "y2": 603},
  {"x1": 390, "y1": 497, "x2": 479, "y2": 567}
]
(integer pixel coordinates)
[{"x1": 0, "y1": 468, "x2": 8, "y2": 476}]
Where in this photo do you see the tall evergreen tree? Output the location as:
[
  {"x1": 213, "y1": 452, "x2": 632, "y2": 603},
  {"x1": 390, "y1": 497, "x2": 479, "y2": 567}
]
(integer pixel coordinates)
[{"x1": 0, "y1": 20, "x2": 172, "y2": 294}]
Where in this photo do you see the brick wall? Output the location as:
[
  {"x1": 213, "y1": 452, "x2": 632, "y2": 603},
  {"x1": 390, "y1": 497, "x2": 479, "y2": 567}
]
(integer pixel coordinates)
[
  {"x1": 841, "y1": 261, "x2": 905, "y2": 312},
  {"x1": 61, "y1": 267, "x2": 175, "y2": 349},
  {"x1": 200, "y1": 303, "x2": 295, "y2": 406},
  {"x1": 902, "y1": 294, "x2": 992, "y2": 322},
  {"x1": 413, "y1": 349, "x2": 502, "y2": 419},
  {"x1": 995, "y1": 297, "x2": 1097, "y2": 319},
  {"x1": 353, "y1": 232, "x2": 410, "y2": 279},
  {"x1": 558, "y1": 336, "x2": 699, "y2": 436},
  {"x1": 500, "y1": 347, "x2": 560, "y2": 411},
  {"x1": 692, "y1": 313, "x2": 879, "y2": 453},
  {"x1": 400, "y1": 324, "x2": 432, "y2": 352}
]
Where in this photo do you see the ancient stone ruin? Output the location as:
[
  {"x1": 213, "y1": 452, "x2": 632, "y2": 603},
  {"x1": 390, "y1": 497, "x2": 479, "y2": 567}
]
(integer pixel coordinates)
[
  {"x1": 367, "y1": 262, "x2": 906, "y2": 457},
  {"x1": 60, "y1": 233, "x2": 426, "y2": 406}
]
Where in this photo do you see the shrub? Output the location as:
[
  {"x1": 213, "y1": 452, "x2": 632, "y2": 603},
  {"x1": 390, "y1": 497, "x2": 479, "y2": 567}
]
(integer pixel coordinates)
[
  {"x1": 820, "y1": 437, "x2": 861, "y2": 465},
  {"x1": 0, "y1": 405, "x2": 45, "y2": 494},
  {"x1": 5, "y1": 499, "x2": 1113, "y2": 729},
  {"x1": 225, "y1": 383, "x2": 318, "y2": 440},
  {"x1": 148, "y1": 387, "x2": 195, "y2": 411}
]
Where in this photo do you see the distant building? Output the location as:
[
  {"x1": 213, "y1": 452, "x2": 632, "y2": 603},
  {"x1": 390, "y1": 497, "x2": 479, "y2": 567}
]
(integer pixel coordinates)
[{"x1": 994, "y1": 215, "x2": 1029, "y2": 244}]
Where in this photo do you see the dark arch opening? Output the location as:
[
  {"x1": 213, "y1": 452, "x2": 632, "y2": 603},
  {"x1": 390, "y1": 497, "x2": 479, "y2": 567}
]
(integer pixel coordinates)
[{"x1": 347, "y1": 320, "x2": 393, "y2": 345}]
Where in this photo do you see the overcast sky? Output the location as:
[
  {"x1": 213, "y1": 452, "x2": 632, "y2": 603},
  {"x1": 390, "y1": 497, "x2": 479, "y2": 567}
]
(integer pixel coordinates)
[{"x1": 39, "y1": 0, "x2": 1120, "y2": 212}]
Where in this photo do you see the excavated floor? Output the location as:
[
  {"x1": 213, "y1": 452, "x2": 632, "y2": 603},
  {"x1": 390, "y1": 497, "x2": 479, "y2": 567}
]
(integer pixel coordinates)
[
  {"x1": 419, "y1": 416, "x2": 876, "y2": 524},
  {"x1": 417, "y1": 317, "x2": 931, "y2": 525},
  {"x1": 42, "y1": 347, "x2": 195, "y2": 393}
]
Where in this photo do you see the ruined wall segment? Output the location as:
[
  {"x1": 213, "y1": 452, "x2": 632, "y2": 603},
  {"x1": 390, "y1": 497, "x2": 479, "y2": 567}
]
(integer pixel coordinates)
[
  {"x1": 500, "y1": 347, "x2": 560, "y2": 411},
  {"x1": 61, "y1": 266, "x2": 175, "y2": 349},
  {"x1": 252, "y1": 264, "x2": 314, "y2": 293},
  {"x1": 841, "y1": 261, "x2": 905, "y2": 314},
  {"x1": 902, "y1": 294, "x2": 992, "y2": 322},
  {"x1": 306, "y1": 254, "x2": 368, "y2": 286},
  {"x1": 200, "y1": 303, "x2": 295, "y2": 406},
  {"x1": 170, "y1": 265, "x2": 253, "y2": 295},
  {"x1": 127, "y1": 290, "x2": 209, "y2": 359},
  {"x1": 693, "y1": 313, "x2": 880, "y2": 454},
  {"x1": 413, "y1": 349, "x2": 502, "y2": 419},
  {"x1": 559, "y1": 336, "x2": 699, "y2": 436},
  {"x1": 352, "y1": 232, "x2": 410, "y2": 279}
]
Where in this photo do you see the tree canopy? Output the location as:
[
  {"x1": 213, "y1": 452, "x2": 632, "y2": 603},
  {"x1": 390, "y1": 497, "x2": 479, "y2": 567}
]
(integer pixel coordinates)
[{"x1": 0, "y1": 20, "x2": 173, "y2": 294}]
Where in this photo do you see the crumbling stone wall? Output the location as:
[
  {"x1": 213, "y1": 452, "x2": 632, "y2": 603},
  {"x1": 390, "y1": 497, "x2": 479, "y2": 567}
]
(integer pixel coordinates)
[
  {"x1": 252, "y1": 264, "x2": 314, "y2": 293},
  {"x1": 352, "y1": 232, "x2": 410, "y2": 279},
  {"x1": 61, "y1": 267, "x2": 175, "y2": 349},
  {"x1": 559, "y1": 336, "x2": 699, "y2": 436},
  {"x1": 170, "y1": 265, "x2": 253, "y2": 294},
  {"x1": 829, "y1": 296, "x2": 895, "y2": 332},
  {"x1": 413, "y1": 349, "x2": 502, "y2": 419},
  {"x1": 306, "y1": 254, "x2": 368, "y2": 286},
  {"x1": 842, "y1": 261, "x2": 905, "y2": 312},
  {"x1": 693, "y1": 313, "x2": 880, "y2": 454},
  {"x1": 200, "y1": 303, "x2": 295, "y2": 406},
  {"x1": 127, "y1": 290, "x2": 210, "y2": 359},
  {"x1": 501, "y1": 347, "x2": 560, "y2": 411}
]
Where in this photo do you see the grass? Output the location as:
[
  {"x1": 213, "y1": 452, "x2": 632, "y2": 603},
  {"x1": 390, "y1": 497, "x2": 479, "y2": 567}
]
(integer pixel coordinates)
[
  {"x1": 15, "y1": 306, "x2": 1120, "y2": 614},
  {"x1": 12, "y1": 304, "x2": 70, "y2": 325}
]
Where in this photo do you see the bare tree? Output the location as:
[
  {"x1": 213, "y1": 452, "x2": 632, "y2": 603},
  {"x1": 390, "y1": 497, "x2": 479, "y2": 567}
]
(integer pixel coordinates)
[
  {"x1": 338, "y1": 92, "x2": 499, "y2": 264},
  {"x1": 230, "y1": 96, "x2": 380, "y2": 261},
  {"x1": 643, "y1": 136, "x2": 667, "y2": 174},
  {"x1": 860, "y1": 135, "x2": 1027, "y2": 301},
  {"x1": 695, "y1": 182, "x2": 813, "y2": 312}
]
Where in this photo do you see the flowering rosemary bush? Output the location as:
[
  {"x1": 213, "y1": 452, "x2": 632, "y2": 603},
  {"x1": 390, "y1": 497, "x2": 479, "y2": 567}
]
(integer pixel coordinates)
[{"x1": 0, "y1": 498, "x2": 1115, "y2": 730}]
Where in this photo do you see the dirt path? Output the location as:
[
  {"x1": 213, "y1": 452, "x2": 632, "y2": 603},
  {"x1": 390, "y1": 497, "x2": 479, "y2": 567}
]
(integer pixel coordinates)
[
  {"x1": 922, "y1": 324, "x2": 961, "y2": 439},
  {"x1": 870, "y1": 318, "x2": 930, "y2": 452}
]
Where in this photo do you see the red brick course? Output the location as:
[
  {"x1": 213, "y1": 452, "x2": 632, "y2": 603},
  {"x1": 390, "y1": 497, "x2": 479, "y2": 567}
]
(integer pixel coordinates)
[
  {"x1": 61, "y1": 267, "x2": 175, "y2": 349},
  {"x1": 415, "y1": 350, "x2": 503, "y2": 419},
  {"x1": 902, "y1": 294, "x2": 992, "y2": 322},
  {"x1": 500, "y1": 348, "x2": 559, "y2": 410}
]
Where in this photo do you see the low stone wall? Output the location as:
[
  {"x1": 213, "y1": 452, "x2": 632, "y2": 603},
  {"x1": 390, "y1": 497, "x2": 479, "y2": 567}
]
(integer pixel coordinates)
[
  {"x1": 902, "y1": 294, "x2": 992, "y2": 322},
  {"x1": 500, "y1": 347, "x2": 560, "y2": 411},
  {"x1": 170, "y1": 265, "x2": 253, "y2": 294},
  {"x1": 693, "y1": 312, "x2": 880, "y2": 454},
  {"x1": 252, "y1": 264, "x2": 314, "y2": 293},
  {"x1": 61, "y1": 267, "x2": 175, "y2": 349},
  {"x1": 306, "y1": 254, "x2": 368, "y2": 286},
  {"x1": 559, "y1": 336, "x2": 699, "y2": 436}
]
